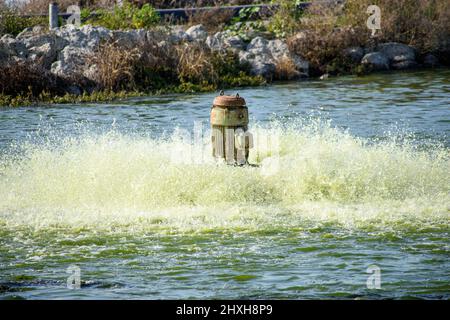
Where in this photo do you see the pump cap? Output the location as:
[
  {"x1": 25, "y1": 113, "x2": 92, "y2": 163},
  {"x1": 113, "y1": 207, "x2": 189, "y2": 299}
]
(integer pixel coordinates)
[{"x1": 213, "y1": 93, "x2": 246, "y2": 107}]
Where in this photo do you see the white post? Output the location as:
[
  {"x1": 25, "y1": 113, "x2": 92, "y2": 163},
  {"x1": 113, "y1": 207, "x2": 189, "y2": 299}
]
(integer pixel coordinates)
[{"x1": 49, "y1": 2, "x2": 59, "y2": 30}]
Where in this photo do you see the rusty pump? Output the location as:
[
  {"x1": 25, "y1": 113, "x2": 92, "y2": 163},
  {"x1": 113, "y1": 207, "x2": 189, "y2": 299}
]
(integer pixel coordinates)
[{"x1": 210, "y1": 91, "x2": 253, "y2": 165}]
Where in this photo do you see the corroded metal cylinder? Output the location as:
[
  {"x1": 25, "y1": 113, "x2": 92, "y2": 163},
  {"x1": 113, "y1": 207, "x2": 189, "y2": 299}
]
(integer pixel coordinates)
[{"x1": 210, "y1": 92, "x2": 253, "y2": 165}]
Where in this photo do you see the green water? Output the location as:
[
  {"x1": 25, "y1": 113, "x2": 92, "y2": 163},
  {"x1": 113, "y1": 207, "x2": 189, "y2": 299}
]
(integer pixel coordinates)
[{"x1": 0, "y1": 70, "x2": 449, "y2": 299}]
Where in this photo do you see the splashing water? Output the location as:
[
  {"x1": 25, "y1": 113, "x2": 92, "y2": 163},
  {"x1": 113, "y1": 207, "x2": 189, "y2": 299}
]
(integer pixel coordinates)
[
  {"x1": 1, "y1": 119, "x2": 448, "y2": 234},
  {"x1": 1, "y1": 71, "x2": 449, "y2": 299}
]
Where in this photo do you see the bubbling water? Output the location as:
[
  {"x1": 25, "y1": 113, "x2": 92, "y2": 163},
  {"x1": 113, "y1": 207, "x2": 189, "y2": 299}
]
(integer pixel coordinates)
[{"x1": 0, "y1": 119, "x2": 448, "y2": 233}]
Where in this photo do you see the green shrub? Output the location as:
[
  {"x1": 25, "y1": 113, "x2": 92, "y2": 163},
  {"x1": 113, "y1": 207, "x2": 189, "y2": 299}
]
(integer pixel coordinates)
[
  {"x1": 225, "y1": 6, "x2": 266, "y2": 41},
  {"x1": 87, "y1": 1, "x2": 160, "y2": 30},
  {"x1": 268, "y1": 0, "x2": 305, "y2": 38},
  {"x1": 0, "y1": 8, "x2": 47, "y2": 36}
]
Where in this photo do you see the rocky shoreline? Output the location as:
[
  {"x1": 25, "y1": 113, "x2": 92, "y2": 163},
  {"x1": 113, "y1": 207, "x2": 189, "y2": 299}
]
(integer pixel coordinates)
[{"x1": 0, "y1": 23, "x2": 444, "y2": 103}]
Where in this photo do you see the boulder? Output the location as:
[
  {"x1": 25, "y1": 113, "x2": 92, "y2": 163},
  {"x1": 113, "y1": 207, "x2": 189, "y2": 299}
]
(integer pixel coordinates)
[
  {"x1": 170, "y1": 28, "x2": 191, "y2": 43},
  {"x1": 238, "y1": 50, "x2": 254, "y2": 65},
  {"x1": 24, "y1": 34, "x2": 68, "y2": 69},
  {"x1": 51, "y1": 45, "x2": 91, "y2": 78},
  {"x1": 241, "y1": 37, "x2": 309, "y2": 79},
  {"x1": 0, "y1": 35, "x2": 28, "y2": 60},
  {"x1": 224, "y1": 35, "x2": 245, "y2": 51},
  {"x1": 391, "y1": 60, "x2": 418, "y2": 70},
  {"x1": 113, "y1": 29, "x2": 148, "y2": 48},
  {"x1": 267, "y1": 39, "x2": 289, "y2": 60},
  {"x1": 361, "y1": 52, "x2": 389, "y2": 71},
  {"x1": 343, "y1": 47, "x2": 364, "y2": 63},
  {"x1": 248, "y1": 55, "x2": 276, "y2": 79},
  {"x1": 22, "y1": 33, "x2": 68, "y2": 51},
  {"x1": 376, "y1": 42, "x2": 417, "y2": 69},
  {"x1": 246, "y1": 36, "x2": 269, "y2": 54},
  {"x1": 15, "y1": 25, "x2": 46, "y2": 40},
  {"x1": 205, "y1": 31, "x2": 245, "y2": 51},
  {"x1": 185, "y1": 24, "x2": 207, "y2": 42},
  {"x1": 79, "y1": 25, "x2": 112, "y2": 49},
  {"x1": 205, "y1": 31, "x2": 228, "y2": 51},
  {"x1": 54, "y1": 24, "x2": 112, "y2": 50}
]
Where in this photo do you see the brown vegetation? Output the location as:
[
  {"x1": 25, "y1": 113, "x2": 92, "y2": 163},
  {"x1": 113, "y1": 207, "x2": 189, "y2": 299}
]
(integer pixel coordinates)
[
  {"x1": 86, "y1": 40, "x2": 141, "y2": 91},
  {"x1": 274, "y1": 56, "x2": 299, "y2": 80},
  {"x1": 0, "y1": 60, "x2": 69, "y2": 96},
  {"x1": 287, "y1": 0, "x2": 450, "y2": 75}
]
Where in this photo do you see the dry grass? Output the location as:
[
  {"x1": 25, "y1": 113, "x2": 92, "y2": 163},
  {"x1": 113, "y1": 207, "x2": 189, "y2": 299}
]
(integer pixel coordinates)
[
  {"x1": 288, "y1": 0, "x2": 450, "y2": 75},
  {"x1": 87, "y1": 40, "x2": 141, "y2": 91},
  {"x1": 288, "y1": 26, "x2": 366, "y2": 76},
  {"x1": 132, "y1": 31, "x2": 179, "y2": 89},
  {"x1": 331, "y1": 0, "x2": 450, "y2": 53},
  {"x1": 274, "y1": 56, "x2": 299, "y2": 80},
  {"x1": 175, "y1": 41, "x2": 218, "y2": 84},
  {"x1": 0, "y1": 60, "x2": 67, "y2": 96}
]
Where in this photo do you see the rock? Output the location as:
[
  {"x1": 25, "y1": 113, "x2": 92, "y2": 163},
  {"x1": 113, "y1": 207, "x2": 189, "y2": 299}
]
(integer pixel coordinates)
[
  {"x1": 170, "y1": 28, "x2": 191, "y2": 43},
  {"x1": 53, "y1": 24, "x2": 86, "y2": 46},
  {"x1": 28, "y1": 43, "x2": 55, "y2": 68},
  {"x1": 423, "y1": 54, "x2": 439, "y2": 67},
  {"x1": 242, "y1": 36, "x2": 309, "y2": 79},
  {"x1": 224, "y1": 35, "x2": 245, "y2": 50},
  {"x1": 205, "y1": 34, "x2": 221, "y2": 51},
  {"x1": 249, "y1": 56, "x2": 276, "y2": 79},
  {"x1": 54, "y1": 24, "x2": 112, "y2": 51},
  {"x1": 239, "y1": 50, "x2": 255, "y2": 63},
  {"x1": 361, "y1": 52, "x2": 389, "y2": 71},
  {"x1": 25, "y1": 34, "x2": 68, "y2": 69},
  {"x1": 0, "y1": 35, "x2": 28, "y2": 60},
  {"x1": 51, "y1": 46, "x2": 91, "y2": 78},
  {"x1": 185, "y1": 24, "x2": 207, "y2": 42},
  {"x1": 343, "y1": 47, "x2": 364, "y2": 63},
  {"x1": 267, "y1": 39, "x2": 309, "y2": 77},
  {"x1": 83, "y1": 64, "x2": 99, "y2": 82},
  {"x1": 243, "y1": 37, "x2": 274, "y2": 78},
  {"x1": 113, "y1": 29, "x2": 148, "y2": 48},
  {"x1": 0, "y1": 48, "x2": 9, "y2": 64},
  {"x1": 376, "y1": 42, "x2": 416, "y2": 69},
  {"x1": 377, "y1": 42, "x2": 416, "y2": 62},
  {"x1": 205, "y1": 31, "x2": 228, "y2": 51},
  {"x1": 22, "y1": 33, "x2": 67, "y2": 51},
  {"x1": 267, "y1": 39, "x2": 289, "y2": 60},
  {"x1": 79, "y1": 25, "x2": 112, "y2": 47},
  {"x1": 247, "y1": 36, "x2": 269, "y2": 53},
  {"x1": 239, "y1": 47, "x2": 275, "y2": 78},
  {"x1": 391, "y1": 60, "x2": 418, "y2": 70},
  {"x1": 205, "y1": 32, "x2": 244, "y2": 51}
]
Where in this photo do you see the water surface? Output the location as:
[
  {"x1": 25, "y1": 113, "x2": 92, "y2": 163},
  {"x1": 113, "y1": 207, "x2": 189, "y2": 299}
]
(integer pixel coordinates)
[{"x1": 0, "y1": 69, "x2": 449, "y2": 299}]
